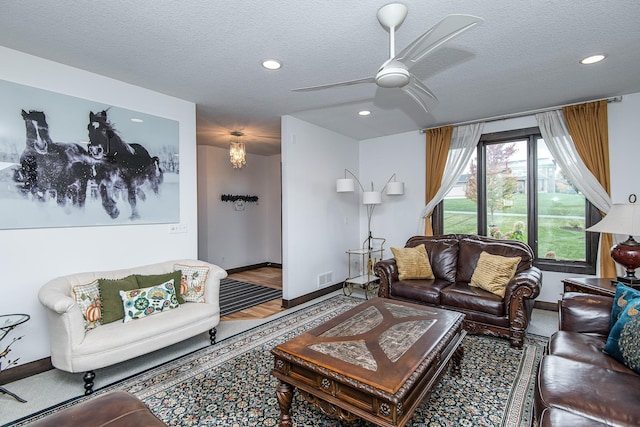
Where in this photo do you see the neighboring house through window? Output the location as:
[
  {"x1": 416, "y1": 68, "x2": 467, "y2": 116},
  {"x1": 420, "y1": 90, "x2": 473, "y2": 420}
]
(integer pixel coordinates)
[{"x1": 434, "y1": 127, "x2": 600, "y2": 274}]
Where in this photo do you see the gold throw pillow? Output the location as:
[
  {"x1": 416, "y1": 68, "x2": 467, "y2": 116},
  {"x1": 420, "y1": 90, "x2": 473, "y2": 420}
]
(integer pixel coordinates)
[
  {"x1": 391, "y1": 244, "x2": 435, "y2": 280},
  {"x1": 470, "y1": 251, "x2": 521, "y2": 297}
]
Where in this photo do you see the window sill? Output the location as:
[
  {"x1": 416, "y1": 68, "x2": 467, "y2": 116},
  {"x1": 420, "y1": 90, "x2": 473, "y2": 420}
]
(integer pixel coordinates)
[{"x1": 533, "y1": 259, "x2": 596, "y2": 275}]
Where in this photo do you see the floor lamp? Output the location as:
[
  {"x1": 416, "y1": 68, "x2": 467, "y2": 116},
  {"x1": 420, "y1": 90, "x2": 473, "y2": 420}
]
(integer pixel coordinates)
[
  {"x1": 336, "y1": 169, "x2": 404, "y2": 249},
  {"x1": 587, "y1": 202, "x2": 640, "y2": 286}
]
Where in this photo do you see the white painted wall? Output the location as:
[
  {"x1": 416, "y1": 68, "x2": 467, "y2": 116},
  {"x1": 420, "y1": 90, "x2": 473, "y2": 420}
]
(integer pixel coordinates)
[
  {"x1": 358, "y1": 130, "x2": 427, "y2": 251},
  {"x1": 197, "y1": 145, "x2": 281, "y2": 269},
  {"x1": 0, "y1": 47, "x2": 198, "y2": 365},
  {"x1": 281, "y1": 116, "x2": 359, "y2": 300}
]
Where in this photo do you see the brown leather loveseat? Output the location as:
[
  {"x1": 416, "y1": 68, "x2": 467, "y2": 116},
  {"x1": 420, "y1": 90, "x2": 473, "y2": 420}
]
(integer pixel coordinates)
[
  {"x1": 374, "y1": 234, "x2": 542, "y2": 348},
  {"x1": 534, "y1": 292, "x2": 640, "y2": 426}
]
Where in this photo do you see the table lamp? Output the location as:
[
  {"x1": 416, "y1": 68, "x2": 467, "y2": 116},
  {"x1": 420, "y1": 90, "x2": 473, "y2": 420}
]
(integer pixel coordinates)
[{"x1": 586, "y1": 203, "x2": 640, "y2": 285}]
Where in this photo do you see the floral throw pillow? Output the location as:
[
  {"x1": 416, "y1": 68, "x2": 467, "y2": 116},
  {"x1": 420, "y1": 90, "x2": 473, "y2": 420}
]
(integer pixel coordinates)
[
  {"x1": 119, "y1": 279, "x2": 179, "y2": 322},
  {"x1": 174, "y1": 264, "x2": 210, "y2": 303},
  {"x1": 72, "y1": 279, "x2": 102, "y2": 331}
]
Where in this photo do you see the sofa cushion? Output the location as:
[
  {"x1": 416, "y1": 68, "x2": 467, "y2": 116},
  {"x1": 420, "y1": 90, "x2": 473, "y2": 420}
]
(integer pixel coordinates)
[
  {"x1": 390, "y1": 278, "x2": 451, "y2": 305},
  {"x1": 440, "y1": 282, "x2": 504, "y2": 316},
  {"x1": 603, "y1": 297, "x2": 640, "y2": 373},
  {"x1": 535, "y1": 355, "x2": 640, "y2": 426},
  {"x1": 548, "y1": 331, "x2": 635, "y2": 374},
  {"x1": 136, "y1": 270, "x2": 185, "y2": 304},
  {"x1": 540, "y1": 407, "x2": 610, "y2": 427},
  {"x1": 469, "y1": 251, "x2": 521, "y2": 297},
  {"x1": 174, "y1": 264, "x2": 210, "y2": 303},
  {"x1": 120, "y1": 279, "x2": 180, "y2": 322},
  {"x1": 610, "y1": 282, "x2": 640, "y2": 328},
  {"x1": 406, "y1": 237, "x2": 458, "y2": 282},
  {"x1": 72, "y1": 279, "x2": 102, "y2": 331},
  {"x1": 457, "y1": 237, "x2": 531, "y2": 283},
  {"x1": 98, "y1": 275, "x2": 139, "y2": 324},
  {"x1": 391, "y1": 244, "x2": 434, "y2": 280}
]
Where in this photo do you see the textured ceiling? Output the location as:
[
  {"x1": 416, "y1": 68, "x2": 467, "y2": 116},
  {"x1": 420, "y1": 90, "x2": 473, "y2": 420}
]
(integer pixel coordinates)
[{"x1": 1, "y1": 1, "x2": 639, "y2": 156}]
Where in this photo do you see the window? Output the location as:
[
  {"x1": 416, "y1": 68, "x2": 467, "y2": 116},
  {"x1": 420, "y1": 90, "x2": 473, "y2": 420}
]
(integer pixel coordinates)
[{"x1": 435, "y1": 127, "x2": 600, "y2": 274}]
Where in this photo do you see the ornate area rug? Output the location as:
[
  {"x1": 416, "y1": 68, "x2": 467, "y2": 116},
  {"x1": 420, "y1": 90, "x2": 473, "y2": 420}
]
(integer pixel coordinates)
[{"x1": 8, "y1": 296, "x2": 546, "y2": 426}]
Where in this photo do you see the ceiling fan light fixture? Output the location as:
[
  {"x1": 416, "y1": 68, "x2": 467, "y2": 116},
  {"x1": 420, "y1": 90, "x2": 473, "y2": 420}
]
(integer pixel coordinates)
[
  {"x1": 580, "y1": 54, "x2": 606, "y2": 65},
  {"x1": 375, "y1": 61, "x2": 410, "y2": 88}
]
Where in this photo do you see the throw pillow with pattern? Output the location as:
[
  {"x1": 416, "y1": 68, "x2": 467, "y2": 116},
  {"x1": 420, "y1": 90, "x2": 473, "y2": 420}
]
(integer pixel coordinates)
[
  {"x1": 604, "y1": 296, "x2": 640, "y2": 373},
  {"x1": 73, "y1": 279, "x2": 102, "y2": 331},
  {"x1": 119, "y1": 279, "x2": 180, "y2": 322},
  {"x1": 469, "y1": 251, "x2": 521, "y2": 298},
  {"x1": 610, "y1": 282, "x2": 640, "y2": 329},
  {"x1": 174, "y1": 264, "x2": 210, "y2": 303},
  {"x1": 391, "y1": 244, "x2": 435, "y2": 280}
]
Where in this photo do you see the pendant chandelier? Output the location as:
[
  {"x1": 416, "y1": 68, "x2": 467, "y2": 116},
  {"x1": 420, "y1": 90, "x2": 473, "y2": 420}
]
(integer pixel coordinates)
[{"x1": 229, "y1": 131, "x2": 246, "y2": 169}]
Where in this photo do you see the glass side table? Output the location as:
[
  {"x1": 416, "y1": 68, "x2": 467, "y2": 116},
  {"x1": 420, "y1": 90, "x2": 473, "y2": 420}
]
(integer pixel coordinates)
[{"x1": 1, "y1": 313, "x2": 30, "y2": 403}]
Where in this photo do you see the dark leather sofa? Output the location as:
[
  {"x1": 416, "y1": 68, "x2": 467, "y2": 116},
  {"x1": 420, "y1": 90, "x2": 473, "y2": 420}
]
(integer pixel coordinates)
[
  {"x1": 374, "y1": 234, "x2": 542, "y2": 348},
  {"x1": 534, "y1": 292, "x2": 640, "y2": 426},
  {"x1": 28, "y1": 390, "x2": 166, "y2": 426}
]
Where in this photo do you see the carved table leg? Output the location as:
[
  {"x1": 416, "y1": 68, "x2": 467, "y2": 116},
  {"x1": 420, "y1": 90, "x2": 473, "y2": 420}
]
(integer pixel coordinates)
[
  {"x1": 452, "y1": 345, "x2": 464, "y2": 377},
  {"x1": 276, "y1": 380, "x2": 294, "y2": 426}
]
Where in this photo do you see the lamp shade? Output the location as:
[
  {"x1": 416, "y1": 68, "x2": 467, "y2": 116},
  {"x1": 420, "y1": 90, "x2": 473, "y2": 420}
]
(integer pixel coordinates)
[
  {"x1": 386, "y1": 181, "x2": 404, "y2": 195},
  {"x1": 362, "y1": 191, "x2": 382, "y2": 205},
  {"x1": 336, "y1": 178, "x2": 355, "y2": 192},
  {"x1": 586, "y1": 204, "x2": 640, "y2": 236}
]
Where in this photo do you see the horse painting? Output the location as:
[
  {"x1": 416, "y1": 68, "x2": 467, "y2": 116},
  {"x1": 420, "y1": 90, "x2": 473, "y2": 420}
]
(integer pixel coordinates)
[
  {"x1": 87, "y1": 110, "x2": 163, "y2": 220},
  {"x1": 14, "y1": 110, "x2": 94, "y2": 207}
]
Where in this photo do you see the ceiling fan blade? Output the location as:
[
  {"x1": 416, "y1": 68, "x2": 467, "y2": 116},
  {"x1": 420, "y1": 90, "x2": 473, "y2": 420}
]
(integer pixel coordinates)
[
  {"x1": 292, "y1": 77, "x2": 375, "y2": 92},
  {"x1": 401, "y1": 76, "x2": 439, "y2": 114},
  {"x1": 394, "y1": 14, "x2": 484, "y2": 66}
]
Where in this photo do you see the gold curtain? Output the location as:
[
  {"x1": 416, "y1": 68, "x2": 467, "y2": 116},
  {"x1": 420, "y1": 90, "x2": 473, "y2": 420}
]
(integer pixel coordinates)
[
  {"x1": 424, "y1": 126, "x2": 453, "y2": 235},
  {"x1": 563, "y1": 100, "x2": 615, "y2": 277}
]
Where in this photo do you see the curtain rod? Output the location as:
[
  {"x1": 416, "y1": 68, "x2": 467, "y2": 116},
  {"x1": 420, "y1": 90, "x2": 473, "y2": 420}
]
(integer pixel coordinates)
[{"x1": 420, "y1": 96, "x2": 623, "y2": 133}]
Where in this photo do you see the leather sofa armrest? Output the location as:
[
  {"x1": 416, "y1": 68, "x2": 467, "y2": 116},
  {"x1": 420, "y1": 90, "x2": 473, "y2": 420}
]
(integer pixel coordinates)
[
  {"x1": 374, "y1": 259, "x2": 398, "y2": 298},
  {"x1": 559, "y1": 292, "x2": 612, "y2": 335},
  {"x1": 504, "y1": 266, "x2": 542, "y2": 303}
]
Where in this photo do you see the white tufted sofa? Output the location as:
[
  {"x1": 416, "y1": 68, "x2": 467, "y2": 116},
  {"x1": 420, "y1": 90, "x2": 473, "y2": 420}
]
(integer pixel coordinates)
[{"x1": 38, "y1": 259, "x2": 226, "y2": 394}]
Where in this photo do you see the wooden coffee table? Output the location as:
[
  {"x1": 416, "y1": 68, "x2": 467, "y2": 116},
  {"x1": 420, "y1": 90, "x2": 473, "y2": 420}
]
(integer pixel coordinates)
[{"x1": 270, "y1": 298, "x2": 465, "y2": 427}]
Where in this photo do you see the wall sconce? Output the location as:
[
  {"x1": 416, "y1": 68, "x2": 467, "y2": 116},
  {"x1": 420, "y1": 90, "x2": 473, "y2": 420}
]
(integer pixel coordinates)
[
  {"x1": 229, "y1": 131, "x2": 246, "y2": 169},
  {"x1": 587, "y1": 201, "x2": 640, "y2": 286},
  {"x1": 336, "y1": 169, "x2": 404, "y2": 248}
]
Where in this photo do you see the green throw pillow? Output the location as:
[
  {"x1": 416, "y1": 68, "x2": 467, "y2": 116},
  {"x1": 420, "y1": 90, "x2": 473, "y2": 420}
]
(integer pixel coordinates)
[
  {"x1": 98, "y1": 275, "x2": 139, "y2": 324},
  {"x1": 135, "y1": 270, "x2": 184, "y2": 304}
]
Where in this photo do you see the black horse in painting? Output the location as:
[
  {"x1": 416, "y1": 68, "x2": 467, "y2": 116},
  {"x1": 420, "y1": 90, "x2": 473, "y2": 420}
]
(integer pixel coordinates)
[
  {"x1": 14, "y1": 110, "x2": 94, "y2": 207},
  {"x1": 87, "y1": 110, "x2": 163, "y2": 220}
]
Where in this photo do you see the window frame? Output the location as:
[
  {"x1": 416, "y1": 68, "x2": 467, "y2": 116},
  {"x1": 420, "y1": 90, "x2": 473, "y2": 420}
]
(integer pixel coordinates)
[{"x1": 434, "y1": 127, "x2": 600, "y2": 275}]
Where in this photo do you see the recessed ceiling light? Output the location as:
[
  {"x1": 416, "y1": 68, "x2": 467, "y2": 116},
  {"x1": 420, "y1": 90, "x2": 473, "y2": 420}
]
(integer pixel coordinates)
[
  {"x1": 358, "y1": 110, "x2": 371, "y2": 116},
  {"x1": 130, "y1": 118, "x2": 143, "y2": 123},
  {"x1": 262, "y1": 59, "x2": 282, "y2": 70},
  {"x1": 580, "y1": 54, "x2": 606, "y2": 65}
]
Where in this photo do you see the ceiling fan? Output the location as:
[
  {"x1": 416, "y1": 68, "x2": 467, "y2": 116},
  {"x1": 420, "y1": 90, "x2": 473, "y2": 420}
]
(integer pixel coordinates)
[{"x1": 292, "y1": 3, "x2": 484, "y2": 114}]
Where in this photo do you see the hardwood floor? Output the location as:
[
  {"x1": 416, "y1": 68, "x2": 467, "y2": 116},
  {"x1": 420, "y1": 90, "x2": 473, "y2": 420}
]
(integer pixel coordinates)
[{"x1": 220, "y1": 267, "x2": 284, "y2": 321}]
